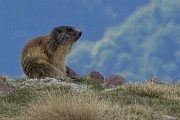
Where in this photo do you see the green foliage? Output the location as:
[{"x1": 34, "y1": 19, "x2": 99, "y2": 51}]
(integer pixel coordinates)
[
  {"x1": 73, "y1": 76, "x2": 104, "y2": 91},
  {"x1": 6, "y1": 87, "x2": 37, "y2": 105}
]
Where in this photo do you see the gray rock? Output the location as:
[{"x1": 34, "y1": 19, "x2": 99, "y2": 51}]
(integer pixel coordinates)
[
  {"x1": 162, "y1": 115, "x2": 176, "y2": 120},
  {"x1": 23, "y1": 78, "x2": 87, "y2": 92},
  {"x1": 147, "y1": 76, "x2": 164, "y2": 84},
  {"x1": 39, "y1": 78, "x2": 62, "y2": 83}
]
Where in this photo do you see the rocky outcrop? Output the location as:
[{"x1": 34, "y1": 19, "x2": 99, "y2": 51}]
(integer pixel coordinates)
[
  {"x1": 82, "y1": 71, "x2": 127, "y2": 89},
  {"x1": 66, "y1": 66, "x2": 79, "y2": 78},
  {"x1": 22, "y1": 78, "x2": 87, "y2": 92},
  {"x1": 19, "y1": 71, "x2": 127, "y2": 91},
  {"x1": 89, "y1": 71, "x2": 105, "y2": 84},
  {"x1": 147, "y1": 76, "x2": 164, "y2": 84},
  {"x1": 104, "y1": 75, "x2": 126, "y2": 88}
]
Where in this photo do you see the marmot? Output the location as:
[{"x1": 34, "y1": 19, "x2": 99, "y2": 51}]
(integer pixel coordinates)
[{"x1": 20, "y1": 26, "x2": 82, "y2": 80}]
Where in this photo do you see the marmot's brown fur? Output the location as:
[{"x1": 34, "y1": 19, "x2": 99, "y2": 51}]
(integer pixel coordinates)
[{"x1": 20, "y1": 26, "x2": 82, "y2": 80}]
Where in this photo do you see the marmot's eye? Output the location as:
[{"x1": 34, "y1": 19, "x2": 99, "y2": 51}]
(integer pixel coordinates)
[{"x1": 67, "y1": 28, "x2": 73, "y2": 32}]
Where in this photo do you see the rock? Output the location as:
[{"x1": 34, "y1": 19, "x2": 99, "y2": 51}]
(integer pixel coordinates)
[
  {"x1": 88, "y1": 71, "x2": 105, "y2": 84},
  {"x1": 43, "y1": 80, "x2": 80, "y2": 91},
  {"x1": 66, "y1": 66, "x2": 79, "y2": 78},
  {"x1": 104, "y1": 75, "x2": 126, "y2": 88},
  {"x1": 23, "y1": 78, "x2": 86, "y2": 92},
  {"x1": 0, "y1": 76, "x2": 13, "y2": 94},
  {"x1": 147, "y1": 76, "x2": 164, "y2": 84},
  {"x1": 162, "y1": 115, "x2": 176, "y2": 120},
  {"x1": 39, "y1": 78, "x2": 62, "y2": 83}
]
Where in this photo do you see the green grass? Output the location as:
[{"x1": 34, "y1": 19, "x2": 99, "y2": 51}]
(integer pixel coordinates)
[
  {"x1": 0, "y1": 76, "x2": 180, "y2": 120},
  {"x1": 73, "y1": 76, "x2": 104, "y2": 91}
]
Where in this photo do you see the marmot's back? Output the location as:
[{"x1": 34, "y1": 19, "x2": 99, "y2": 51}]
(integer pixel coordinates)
[
  {"x1": 20, "y1": 26, "x2": 82, "y2": 80},
  {"x1": 21, "y1": 36, "x2": 47, "y2": 65}
]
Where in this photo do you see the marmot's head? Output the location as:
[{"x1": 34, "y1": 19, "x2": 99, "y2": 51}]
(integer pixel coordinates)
[{"x1": 50, "y1": 26, "x2": 82, "y2": 45}]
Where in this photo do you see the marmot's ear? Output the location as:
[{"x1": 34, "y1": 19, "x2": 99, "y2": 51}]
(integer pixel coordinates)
[
  {"x1": 56, "y1": 28, "x2": 63, "y2": 33},
  {"x1": 51, "y1": 27, "x2": 59, "y2": 40},
  {"x1": 51, "y1": 28, "x2": 56, "y2": 40}
]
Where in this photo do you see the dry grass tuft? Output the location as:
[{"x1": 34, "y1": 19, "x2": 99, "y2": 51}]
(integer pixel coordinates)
[
  {"x1": 25, "y1": 94, "x2": 121, "y2": 120},
  {"x1": 125, "y1": 84, "x2": 165, "y2": 98},
  {"x1": 125, "y1": 83, "x2": 180, "y2": 99}
]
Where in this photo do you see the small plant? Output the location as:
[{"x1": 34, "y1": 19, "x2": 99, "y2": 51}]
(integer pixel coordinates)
[{"x1": 74, "y1": 76, "x2": 104, "y2": 91}]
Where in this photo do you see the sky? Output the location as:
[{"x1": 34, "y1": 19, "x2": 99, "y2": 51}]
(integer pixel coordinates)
[{"x1": 0, "y1": 0, "x2": 180, "y2": 82}]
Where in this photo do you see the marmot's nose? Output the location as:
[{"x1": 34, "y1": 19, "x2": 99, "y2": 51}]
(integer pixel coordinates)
[{"x1": 78, "y1": 31, "x2": 82, "y2": 37}]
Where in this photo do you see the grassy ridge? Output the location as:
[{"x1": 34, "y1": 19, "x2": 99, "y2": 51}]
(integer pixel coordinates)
[{"x1": 0, "y1": 77, "x2": 179, "y2": 120}]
